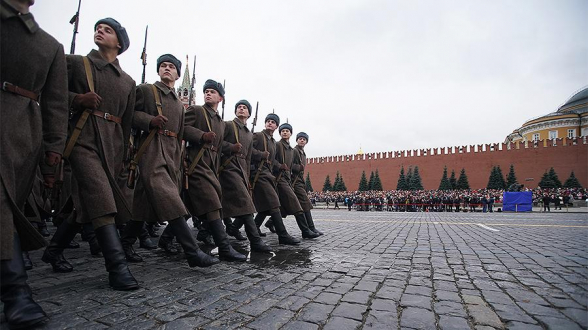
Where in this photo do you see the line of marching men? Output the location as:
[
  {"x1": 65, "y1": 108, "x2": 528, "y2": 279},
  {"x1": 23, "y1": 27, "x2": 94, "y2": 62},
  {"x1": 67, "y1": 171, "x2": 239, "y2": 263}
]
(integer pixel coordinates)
[{"x1": 0, "y1": 5, "x2": 322, "y2": 329}]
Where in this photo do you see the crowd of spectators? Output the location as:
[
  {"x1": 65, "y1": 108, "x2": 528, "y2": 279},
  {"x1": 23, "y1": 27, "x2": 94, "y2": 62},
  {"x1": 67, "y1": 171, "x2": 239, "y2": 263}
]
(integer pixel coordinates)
[{"x1": 308, "y1": 188, "x2": 587, "y2": 212}]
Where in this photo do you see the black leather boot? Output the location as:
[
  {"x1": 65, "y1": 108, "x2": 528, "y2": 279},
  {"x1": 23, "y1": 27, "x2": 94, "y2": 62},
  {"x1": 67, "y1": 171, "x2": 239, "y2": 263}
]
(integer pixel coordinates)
[
  {"x1": 295, "y1": 212, "x2": 319, "y2": 239},
  {"x1": 158, "y1": 226, "x2": 178, "y2": 255},
  {"x1": 304, "y1": 211, "x2": 323, "y2": 236},
  {"x1": 240, "y1": 215, "x2": 272, "y2": 252},
  {"x1": 1, "y1": 234, "x2": 48, "y2": 329},
  {"x1": 22, "y1": 251, "x2": 33, "y2": 270},
  {"x1": 224, "y1": 217, "x2": 247, "y2": 241},
  {"x1": 264, "y1": 218, "x2": 276, "y2": 233},
  {"x1": 168, "y1": 217, "x2": 220, "y2": 267},
  {"x1": 254, "y1": 213, "x2": 267, "y2": 237},
  {"x1": 270, "y1": 211, "x2": 301, "y2": 245},
  {"x1": 41, "y1": 221, "x2": 79, "y2": 272},
  {"x1": 94, "y1": 224, "x2": 139, "y2": 291},
  {"x1": 208, "y1": 219, "x2": 247, "y2": 261},
  {"x1": 120, "y1": 221, "x2": 144, "y2": 263},
  {"x1": 82, "y1": 223, "x2": 102, "y2": 256},
  {"x1": 196, "y1": 223, "x2": 216, "y2": 246},
  {"x1": 146, "y1": 223, "x2": 159, "y2": 237},
  {"x1": 138, "y1": 223, "x2": 157, "y2": 249}
]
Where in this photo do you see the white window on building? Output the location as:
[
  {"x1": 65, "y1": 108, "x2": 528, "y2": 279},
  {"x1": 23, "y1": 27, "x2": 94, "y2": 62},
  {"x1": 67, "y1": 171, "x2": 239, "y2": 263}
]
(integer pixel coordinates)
[
  {"x1": 549, "y1": 130, "x2": 558, "y2": 140},
  {"x1": 568, "y1": 129, "x2": 576, "y2": 138},
  {"x1": 533, "y1": 133, "x2": 540, "y2": 141}
]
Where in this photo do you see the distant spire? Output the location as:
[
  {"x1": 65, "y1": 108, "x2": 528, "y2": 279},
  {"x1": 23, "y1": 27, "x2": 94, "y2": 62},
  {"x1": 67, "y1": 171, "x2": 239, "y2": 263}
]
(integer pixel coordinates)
[
  {"x1": 180, "y1": 55, "x2": 190, "y2": 90},
  {"x1": 357, "y1": 145, "x2": 364, "y2": 155}
]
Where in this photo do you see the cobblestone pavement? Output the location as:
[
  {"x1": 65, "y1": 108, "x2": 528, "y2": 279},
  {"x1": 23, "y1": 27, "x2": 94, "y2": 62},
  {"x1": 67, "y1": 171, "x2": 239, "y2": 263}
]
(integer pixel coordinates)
[{"x1": 2, "y1": 210, "x2": 587, "y2": 329}]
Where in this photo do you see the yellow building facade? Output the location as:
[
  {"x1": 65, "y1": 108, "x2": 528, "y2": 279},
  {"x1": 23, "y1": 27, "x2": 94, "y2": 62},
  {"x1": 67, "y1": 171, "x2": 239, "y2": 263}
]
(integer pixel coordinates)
[{"x1": 506, "y1": 87, "x2": 588, "y2": 143}]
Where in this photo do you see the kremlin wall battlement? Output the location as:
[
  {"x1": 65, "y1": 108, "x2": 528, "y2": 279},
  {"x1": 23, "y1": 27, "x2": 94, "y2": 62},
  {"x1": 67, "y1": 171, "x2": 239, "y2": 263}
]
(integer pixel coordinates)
[{"x1": 306, "y1": 137, "x2": 588, "y2": 190}]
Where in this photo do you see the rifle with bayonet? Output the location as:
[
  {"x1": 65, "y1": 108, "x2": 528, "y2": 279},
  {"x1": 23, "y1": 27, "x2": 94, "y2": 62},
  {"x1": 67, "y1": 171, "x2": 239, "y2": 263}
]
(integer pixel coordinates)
[
  {"x1": 251, "y1": 101, "x2": 259, "y2": 133},
  {"x1": 69, "y1": 0, "x2": 81, "y2": 54},
  {"x1": 221, "y1": 79, "x2": 226, "y2": 119},
  {"x1": 140, "y1": 25, "x2": 148, "y2": 84},
  {"x1": 188, "y1": 55, "x2": 196, "y2": 106}
]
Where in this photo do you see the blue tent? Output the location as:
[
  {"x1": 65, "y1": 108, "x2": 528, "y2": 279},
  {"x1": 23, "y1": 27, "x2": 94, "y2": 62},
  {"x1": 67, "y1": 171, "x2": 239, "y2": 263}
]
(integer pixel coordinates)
[{"x1": 502, "y1": 191, "x2": 533, "y2": 212}]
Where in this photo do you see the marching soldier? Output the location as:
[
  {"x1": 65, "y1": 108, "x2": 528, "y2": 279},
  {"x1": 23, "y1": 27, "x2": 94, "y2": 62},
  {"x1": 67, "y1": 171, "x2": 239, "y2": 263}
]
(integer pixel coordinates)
[
  {"x1": 292, "y1": 132, "x2": 323, "y2": 235},
  {"x1": 266, "y1": 123, "x2": 319, "y2": 238},
  {"x1": 183, "y1": 80, "x2": 246, "y2": 261},
  {"x1": 250, "y1": 114, "x2": 300, "y2": 244},
  {"x1": 1, "y1": 0, "x2": 69, "y2": 326},
  {"x1": 41, "y1": 18, "x2": 139, "y2": 290},
  {"x1": 121, "y1": 54, "x2": 219, "y2": 267},
  {"x1": 219, "y1": 100, "x2": 272, "y2": 252}
]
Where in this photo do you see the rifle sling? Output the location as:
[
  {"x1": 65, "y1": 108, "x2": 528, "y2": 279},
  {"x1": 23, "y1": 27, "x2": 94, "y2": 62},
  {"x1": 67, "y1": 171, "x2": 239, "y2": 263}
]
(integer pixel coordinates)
[
  {"x1": 186, "y1": 107, "x2": 213, "y2": 175},
  {"x1": 130, "y1": 84, "x2": 164, "y2": 168},
  {"x1": 250, "y1": 131, "x2": 269, "y2": 190},
  {"x1": 62, "y1": 56, "x2": 94, "y2": 159}
]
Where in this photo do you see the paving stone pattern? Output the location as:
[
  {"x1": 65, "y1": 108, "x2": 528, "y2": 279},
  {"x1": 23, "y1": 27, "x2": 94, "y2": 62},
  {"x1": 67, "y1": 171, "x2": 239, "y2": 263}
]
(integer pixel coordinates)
[{"x1": 1, "y1": 211, "x2": 587, "y2": 329}]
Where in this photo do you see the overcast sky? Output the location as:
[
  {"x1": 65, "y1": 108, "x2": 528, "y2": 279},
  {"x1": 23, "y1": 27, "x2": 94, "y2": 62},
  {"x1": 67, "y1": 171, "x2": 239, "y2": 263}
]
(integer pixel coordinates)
[{"x1": 33, "y1": 0, "x2": 587, "y2": 158}]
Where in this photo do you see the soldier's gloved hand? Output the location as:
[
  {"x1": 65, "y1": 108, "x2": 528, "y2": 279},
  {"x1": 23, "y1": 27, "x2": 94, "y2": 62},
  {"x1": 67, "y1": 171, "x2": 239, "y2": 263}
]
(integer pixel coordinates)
[
  {"x1": 73, "y1": 92, "x2": 102, "y2": 111},
  {"x1": 230, "y1": 143, "x2": 242, "y2": 154},
  {"x1": 201, "y1": 132, "x2": 216, "y2": 143},
  {"x1": 45, "y1": 151, "x2": 62, "y2": 167},
  {"x1": 150, "y1": 114, "x2": 168, "y2": 129},
  {"x1": 43, "y1": 174, "x2": 55, "y2": 189},
  {"x1": 261, "y1": 151, "x2": 270, "y2": 160},
  {"x1": 280, "y1": 163, "x2": 289, "y2": 171}
]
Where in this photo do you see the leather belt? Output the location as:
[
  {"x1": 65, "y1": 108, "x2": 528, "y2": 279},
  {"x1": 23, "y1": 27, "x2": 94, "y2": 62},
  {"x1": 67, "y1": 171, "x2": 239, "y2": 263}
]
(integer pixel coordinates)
[
  {"x1": 92, "y1": 110, "x2": 122, "y2": 124},
  {"x1": 2, "y1": 82, "x2": 39, "y2": 101},
  {"x1": 158, "y1": 129, "x2": 177, "y2": 137}
]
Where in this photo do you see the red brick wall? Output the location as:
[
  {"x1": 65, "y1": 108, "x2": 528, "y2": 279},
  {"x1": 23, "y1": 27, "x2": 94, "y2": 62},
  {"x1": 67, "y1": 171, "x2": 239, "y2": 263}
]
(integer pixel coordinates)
[{"x1": 306, "y1": 138, "x2": 588, "y2": 190}]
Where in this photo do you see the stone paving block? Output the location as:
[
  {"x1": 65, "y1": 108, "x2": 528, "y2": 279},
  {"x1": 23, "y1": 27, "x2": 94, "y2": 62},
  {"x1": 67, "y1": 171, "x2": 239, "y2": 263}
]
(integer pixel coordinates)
[
  {"x1": 280, "y1": 320, "x2": 320, "y2": 330},
  {"x1": 354, "y1": 280, "x2": 380, "y2": 291},
  {"x1": 162, "y1": 315, "x2": 211, "y2": 329},
  {"x1": 438, "y1": 315, "x2": 471, "y2": 330},
  {"x1": 400, "y1": 294, "x2": 432, "y2": 310},
  {"x1": 278, "y1": 295, "x2": 311, "y2": 311},
  {"x1": 297, "y1": 302, "x2": 335, "y2": 324},
  {"x1": 435, "y1": 290, "x2": 461, "y2": 302},
  {"x1": 246, "y1": 307, "x2": 295, "y2": 329},
  {"x1": 405, "y1": 285, "x2": 433, "y2": 296},
  {"x1": 313, "y1": 292, "x2": 342, "y2": 305},
  {"x1": 322, "y1": 316, "x2": 362, "y2": 330},
  {"x1": 400, "y1": 307, "x2": 436, "y2": 329},
  {"x1": 341, "y1": 290, "x2": 372, "y2": 304},
  {"x1": 201, "y1": 312, "x2": 253, "y2": 330},
  {"x1": 517, "y1": 302, "x2": 567, "y2": 318},
  {"x1": 363, "y1": 309, "x2": 398, "y2": 330},
  {"x1": 324, "y1": 281, "x2": 354, "y2": 295},
  {"x1": 331, "y1": 302, "x2": 367, "y2": 321},
  {"x1": 434, "y1": 280, "x2": 459, "y2": 292},
  {"x1": 504, "y1": 321, "x2": 544, "y2": 330},
  {"x1": 435, "y1": 300, "x2": 468, "y2": 317},
  {"x1": 534, "y1": 315, "x2": 583, "y2": 330},
  {"x1": 561, "y1": 307, "x2": 588, "y2": 327},
  {"x1": 491, "y1": 303, "x2": 537, "y2": 324},
  {"x1": 466, "y1": 304, "x2": 503, "y2": 328},
  {"x1": 236, "y1": 297, "x2": 279, "y2": 317},
  {"x1": 370, "y1": 298, "x2": 397, "y2": 312}
]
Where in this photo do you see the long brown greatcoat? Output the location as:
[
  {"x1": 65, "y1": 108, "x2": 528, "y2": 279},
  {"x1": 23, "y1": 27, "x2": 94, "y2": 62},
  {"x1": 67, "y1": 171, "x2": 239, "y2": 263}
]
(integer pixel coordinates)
[
  {"x1": 132, "y1": 82, "x2": 187, "y2": 222},
  {"x1": 219, "y1": 118, "x2": 256, "y2": 218},
  {"x1": 1, "y1": 4, "x2": 68, "y2": 259},
  {"x1": 275, "y1": 139, "x2": 303, "y2": 215},
  {"x1": 184, "y1": 104, "x2": 224, "y2": 217},
  {"x1": 66, "y1": 50, "x2": 135, "y2": 222},
  {"x1": 292, "y1": 145, "x2": 313, "y2": 212},
  {"x1": 250, "y1": 130, "x2": 281, "y2": 213}
]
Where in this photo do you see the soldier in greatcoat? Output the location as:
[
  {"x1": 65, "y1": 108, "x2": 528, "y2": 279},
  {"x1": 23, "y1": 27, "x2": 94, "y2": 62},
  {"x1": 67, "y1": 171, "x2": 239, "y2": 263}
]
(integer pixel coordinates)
[
  {"x1": 182, "y1": 80, "x2": 246, "y2": 261},
  {"x1": 41, "y1": 18, "x2": 139, "y2": 291},
  {"x1": 120, "y1": 54, "x2": 219, "y2": 267},
  {"x1": 1, "y1": 0, "x2": 69, "y2": 326},
  {"x1": 292, "y1": 132, "x2": 323, "y2": 235},
  {"x1": 266, "y1": 123, "x2": 319, "y2": 238},
  {"x1": 219, "y1": 100, "x2": 272, "y2": 252},
  {"x1": 249, "y1": 115, "x2": 300, "y2": 245}
]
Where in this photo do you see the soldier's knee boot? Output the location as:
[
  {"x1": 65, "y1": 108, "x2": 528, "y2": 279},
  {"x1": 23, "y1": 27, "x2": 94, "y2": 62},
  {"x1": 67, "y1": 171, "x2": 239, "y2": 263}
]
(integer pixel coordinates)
[
  {"x1": 294, "y1": 212, "x2": 319, "y2": 239},
  {"x1": 253, "y1": 213, "x2": 267, "y2": 237},
  {"x1": 240, "y1": 215, "x2": 272, "y2": 252},
  {"x1": 82, "y1": 223, "x2": 102, "y2": 256},
  {"x1": 94, "y1": 223, "x2": 139, "y2": 291},
  {"x1": 42, "y1": 221, "x2": 79, "y2": 272},
  {"x1": 120, "y1": 221, "x2": 144, "y2": 263},
  {"x1": 1, "y1": 234, "x2": 48, "y2": 329},
  {"x1": 158, "y1": 225, "x2": 179, "y2": 255},
  {"x1": 304, "y1": 211, "x2": 323, "y2": 236},
  {"x1": 168, "y1": 217, "x2": 220, "y2": 267},
  {"x1": 138, "y1": 223, "x2": 157, "y2": 249},
  {"x1": 270, "y1": 211, "x2": 300, "y2": 245},
  {"x1": 224, "y1": 217, "x2": 247, "y2": 240},
  {"x1": 208, "y1": 219, "x2": 247, "y2": 262}
]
